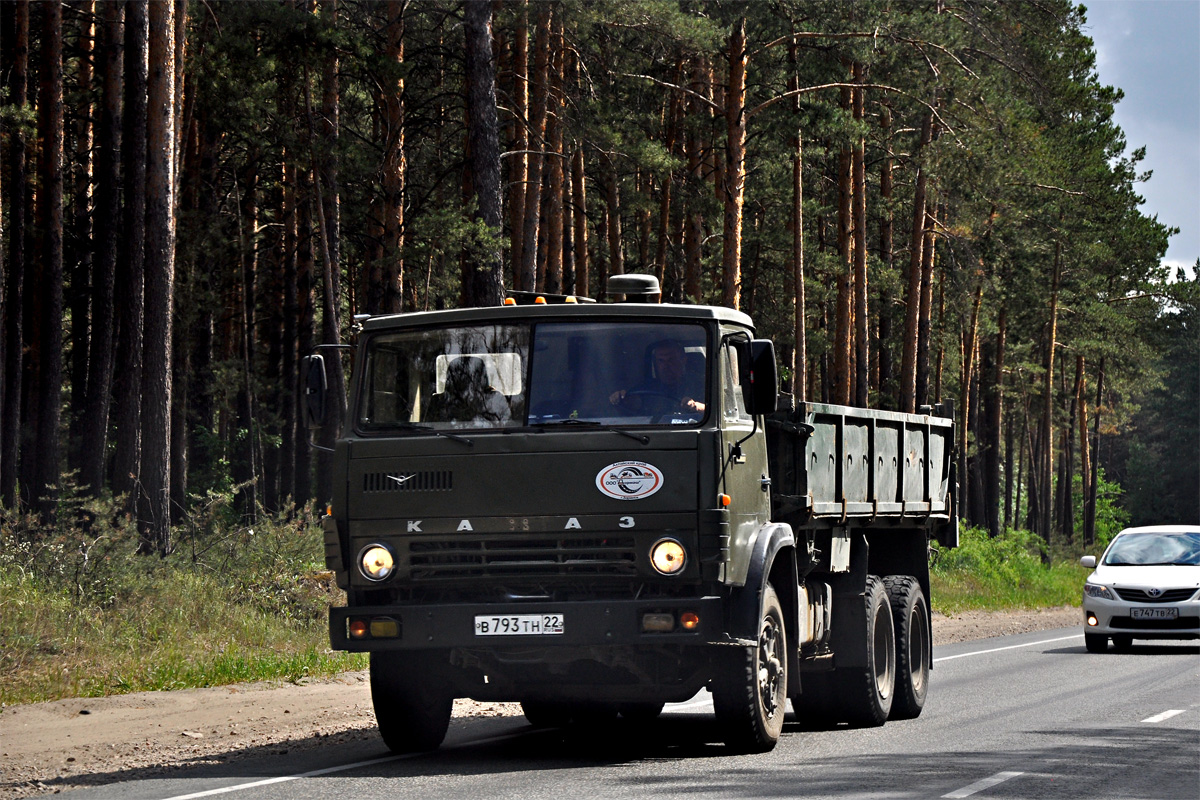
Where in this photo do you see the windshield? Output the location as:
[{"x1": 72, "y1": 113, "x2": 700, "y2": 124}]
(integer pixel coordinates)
[
  {"x1": 357, "y1": 320, "x2": 708, "y2": 432},
  {"x1": 1103, "y1": 531, "x2": 1200, "y2": 566}
]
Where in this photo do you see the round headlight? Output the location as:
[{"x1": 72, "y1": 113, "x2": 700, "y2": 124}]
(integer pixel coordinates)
[
  {"x1": 649, "y1": 538, "x2": 687, "y2": 575},
  {"x1": 358, "y1": 544, "x2": 396, "y2": 581}
]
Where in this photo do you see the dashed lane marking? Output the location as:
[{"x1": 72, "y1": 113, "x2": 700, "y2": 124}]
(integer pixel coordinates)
[
  {"x1": 942, "y1": 770, "x2": 1025, "y2": 798},
  {"x1": 1142, "y1": 709, "x2": 1186, "y2": 723}
]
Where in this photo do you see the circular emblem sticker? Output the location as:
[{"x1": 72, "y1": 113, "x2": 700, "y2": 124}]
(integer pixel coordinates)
[{"x1": 596, "y1": 461, "x2": 664, "y2": 500}]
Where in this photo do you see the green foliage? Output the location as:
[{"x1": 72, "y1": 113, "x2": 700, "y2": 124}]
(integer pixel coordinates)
[
  {"x1": 930, "y1": 527, "x2": 1087, "y2": 612},
  {"x1": 0, "y1": 488, "x2": 364, "y2": 707}
]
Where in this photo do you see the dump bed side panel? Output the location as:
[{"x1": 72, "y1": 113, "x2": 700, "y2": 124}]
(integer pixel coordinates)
[{"x1": 767, "y1": 402, "x2": 955, "y2": 532}]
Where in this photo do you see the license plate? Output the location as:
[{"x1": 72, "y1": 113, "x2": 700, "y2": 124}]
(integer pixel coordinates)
[
  {"x1": 474, "y1": 613, "x2": 564, "y2": 636},
  {"x1": 1130, "y1": 607, "x2": 1178, "y2": 620}
]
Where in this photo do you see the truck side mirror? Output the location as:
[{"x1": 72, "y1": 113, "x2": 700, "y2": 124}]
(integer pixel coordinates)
[
  {"x1": 745, "y1": 339, "x2": 778, "y2": 416},
  {"x1": 303, "y1": 353, "x2": 328, "y2": 427}
]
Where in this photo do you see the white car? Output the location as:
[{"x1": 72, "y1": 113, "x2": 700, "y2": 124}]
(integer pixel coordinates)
[{"x1": 1080, "y1": 525, "x2": 1200, "y2": 653}]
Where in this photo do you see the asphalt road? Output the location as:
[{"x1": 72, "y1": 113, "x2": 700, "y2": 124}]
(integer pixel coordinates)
[{"x1": 54, "y1": 628, "x2": 1199, "y2": 800}]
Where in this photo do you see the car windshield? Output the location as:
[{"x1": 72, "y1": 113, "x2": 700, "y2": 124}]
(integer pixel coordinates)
[
  {"x1": 1102, "y1": 531, "x2": 1200, "y2": 566},
  {"x1": 356, "y1": 320, "x2": 708, "y2": 432}
]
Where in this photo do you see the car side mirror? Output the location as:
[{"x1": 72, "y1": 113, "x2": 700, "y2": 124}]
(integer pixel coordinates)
[
  {"x1": 303, "y1": 353, "x2": 328, "y2": 427},
  {"x1": 1080, "y1": 555, "x2": 1096, "y2": 569}
]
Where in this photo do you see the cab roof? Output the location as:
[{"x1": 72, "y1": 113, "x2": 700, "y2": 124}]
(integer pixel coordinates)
[{"x1": 357, "y1": 301, "x2": 755, "y2": 332}]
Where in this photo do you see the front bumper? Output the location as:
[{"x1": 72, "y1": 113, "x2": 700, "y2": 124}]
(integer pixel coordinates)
[
  {"x1": 330, "y1": 596, "x2": 733, "y2": 651},
  {"x1": 1082, "y1": 595, "x2": 1200, "y2": 640}
]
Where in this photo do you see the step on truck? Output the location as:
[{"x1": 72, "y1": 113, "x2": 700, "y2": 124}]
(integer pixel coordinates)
[{"x1": 308, "y1": 274, "x2": 957, "y2": 754}]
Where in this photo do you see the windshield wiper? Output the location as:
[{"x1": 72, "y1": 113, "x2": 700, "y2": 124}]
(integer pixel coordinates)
[
  {"x1": 532, "y1": 419, "x2": 649, "y2": 445},
  {"x1": 393, "y1": 422, "x2": 474, "y2": 447}
]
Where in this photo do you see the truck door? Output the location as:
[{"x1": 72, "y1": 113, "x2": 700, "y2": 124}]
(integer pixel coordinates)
[{"x1": 719, "y1": 333, "x2": 771, "y2": 586}]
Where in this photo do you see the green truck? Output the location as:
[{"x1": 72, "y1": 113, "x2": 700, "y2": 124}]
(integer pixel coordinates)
[{"x1": 309, "y1": 275, "x2": 956, "y2": 754}]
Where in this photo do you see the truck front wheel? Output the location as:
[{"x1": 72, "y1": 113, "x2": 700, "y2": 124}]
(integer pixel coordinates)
[
  {"x1": 883, "y1": 575, "x2": 929, "y2": 720},
  {"x1": 370, "y1": 651, "x2": 453, "y2": 753},
  {"x1": 713, "y1": 583, "x2": 788, "y2": 753}
]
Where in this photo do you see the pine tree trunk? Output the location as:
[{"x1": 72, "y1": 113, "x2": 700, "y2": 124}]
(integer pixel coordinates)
[
  {"x1": 721, "y1": 17, "x2": 747, "y2": 311},
  {"x1": 380, "y1": 0, "x2": 405, "y2": 313},
  {"x1": 280, "y1": 158, "x2": 298, "y2": 505},
  {"x1": 294, "y1": 166, "x2": 315, "y2": 505},
  {"x1": 508, "y1": 0, "x2": 528, "y2": 288},
  {"x1": 320, "y1": 0, "x2": 340, "y2": 304},
  {"x1": 234, "y1": 162, "x2": 259, "y2": 518},
  {"x1": 603, "y1": 153, "x2": 623, "y2": 280},
  {"x1": 914, "y1": 203, "x2": 937, "y2": 409},
  {"x1": 29, "y1": 0, "x2": 65, "y2": 516},
  {"x1": 852, "y1": 64, "x2": 868, "y2": 408},
  {"x1": 463, "y1": 0, "x2": 505, "y2": 306},
  {"x1": 519, "y1": 4, "x2": 550, "y2": 294},
  {"x1": 80, "y1": 0, "x2": 123, "y2": 496},
  {"x1": 982, "y1": 305, "x2": 1006, "y2": 536},
  {"x1": 792, "y1": 130, "x2": 806, "y2": 401},
  {"x1": 112, "y1": 0, "x2": 148, "y2": 508},
  {"x1": 542, "y1": 7, "x2": 564, "y2": 295},
  {"x1": 1040, "y1": 237, "x2": 1062, "y2": 540},
  {"x1": 572, "y1": 146, "x2": 588, "y2": 296},
  {"x1": 67, "y1": 4, "x2": 95, "y2": 476},
  {"x1": 877, "y1": 105, "x2": 893, "y2": 407},
  {"x1": 139, "y1": 0, "x2": 175, "y2": 554},
  {"x1": 899, "y1": 112, "x2": 933, "y2": 413},
  {"x1": 1084, "y1": 357, "x2": 1103, "y2": 545},
  {"x1": 1, "y1": 0, "x2": 30, "y2": 507}
]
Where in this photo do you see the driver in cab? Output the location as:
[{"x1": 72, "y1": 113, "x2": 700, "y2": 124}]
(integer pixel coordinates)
[{"x1": 609, "y1": 339, "x2": 705, "y2": 414}]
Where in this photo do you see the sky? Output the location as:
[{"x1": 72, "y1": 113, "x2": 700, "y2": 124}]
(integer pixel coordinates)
[{"x1": 1084, "y1": 0, "x2": 1200, "y2": 273}]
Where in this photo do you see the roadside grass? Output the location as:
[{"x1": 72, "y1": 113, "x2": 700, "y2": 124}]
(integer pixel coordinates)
[
  {"x1": 3, "y1": 492, "x2": 1093, "y2": 707},
  {"x1": 0, "y1": 490, "x2": 365, "y2": 708},
  {"x1": 930, "y1": 527, "x2": 1089, "y2": 613}
]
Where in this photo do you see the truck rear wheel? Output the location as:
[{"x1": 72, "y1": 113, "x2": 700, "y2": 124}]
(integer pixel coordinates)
[
  {"x1": 370, "y1": 652, "x2": 453, "y2": 753},
  {"x1": 883, "y1": 576, "x2": 929, "y2": 720},
  {"x1": 835, "y1": 575, "x2": 895, "y2": 727},
  {"x1": 713, "y1": 583, "x2": 788, "y2": 753}
]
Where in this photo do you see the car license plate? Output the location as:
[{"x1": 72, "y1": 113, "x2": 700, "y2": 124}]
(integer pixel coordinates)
[
  {"x1": 1130, "y1": 607, "x2": 1178, "y2": 620},
  {"x1": 474, "y1": 613, "x2": 564, "y2": 636}
]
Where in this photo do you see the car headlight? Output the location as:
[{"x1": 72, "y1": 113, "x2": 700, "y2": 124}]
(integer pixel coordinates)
[
  {"x1": 649, "y1": 538, "x2": 687, "y2": 575},
  {"x1": 358, "y1": 543, "x2": 396, "y2": 582},
  {"x1": 1083, "y1": 583, "x2": 1114, "y2": 600}
]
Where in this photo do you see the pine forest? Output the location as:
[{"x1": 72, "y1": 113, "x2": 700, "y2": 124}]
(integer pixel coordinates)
[{"x1": 0, "y1": 0, "x2": 1195, "y2": 557}]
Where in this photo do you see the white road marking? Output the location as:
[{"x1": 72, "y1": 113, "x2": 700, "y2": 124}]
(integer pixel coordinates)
[
  {"x1": 933, "y1": 634, "x2": 1082, "y2": 663},
  {"x1": 154, "y1": 731, "x2": 531, "y2": 800},
  {"x1": 1142, "y1": 709, "x2": 1186, "y2": 723},
  {"x1": 941, "y1": 770, "x2": 1025, "y2": 798}
]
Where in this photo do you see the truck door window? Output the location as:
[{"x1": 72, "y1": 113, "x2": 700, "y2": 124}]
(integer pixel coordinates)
[{"x1": 722, "y1": 342, "x2": 752, "y2": 424}]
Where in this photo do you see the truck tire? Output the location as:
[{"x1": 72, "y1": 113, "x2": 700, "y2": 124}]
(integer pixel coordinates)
[
  {"x1": 521, "y1": 700, "x2": 573, "y2": 728},
  {"x1": 369, "y1": 652, "x2": 453, "y2": 753},
  {"x1": 713, "y1": 583, "x2": 788, "y2": 753},
  {"x1": 1084, "y1": 632, "x2": 1108, "y2": 653},
  {"x1": 883, "y1": 576, "x2": 929, "y2": 720},
  {"x1": 834, "y1": 575, "x2": 895, "y2": 727}
]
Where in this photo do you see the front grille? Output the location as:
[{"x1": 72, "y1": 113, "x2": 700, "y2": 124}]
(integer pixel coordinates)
[
  {"x1": 1112, "y1": 587, "x2": 1197, "y2": 603},
  {"x1": 1109, "y1": 616, "x2": 1200, "y2": 630},
  {"x1": 363, "y1": 470, "x2": 453, "y2": 493},
  {"x1": 406, "y1": 534, "x2": 637, "y2": 581}
]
